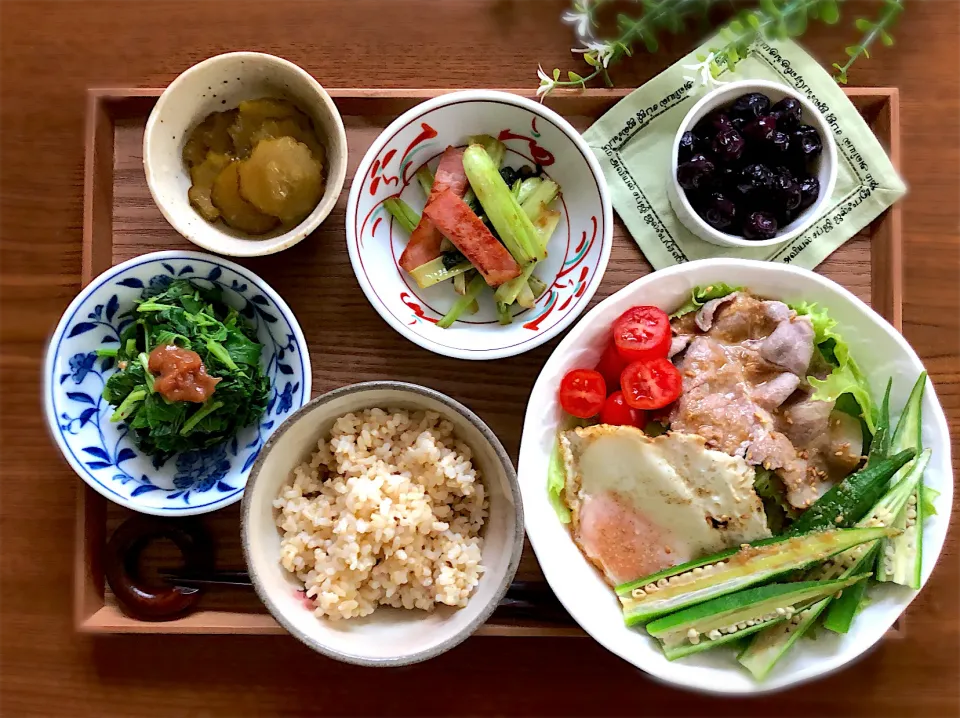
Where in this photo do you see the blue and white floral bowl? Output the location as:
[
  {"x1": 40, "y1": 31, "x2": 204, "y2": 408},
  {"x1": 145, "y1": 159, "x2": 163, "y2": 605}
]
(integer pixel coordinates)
[{"x1": 44, "y1": 251, "x2": 312, "y2": 516}]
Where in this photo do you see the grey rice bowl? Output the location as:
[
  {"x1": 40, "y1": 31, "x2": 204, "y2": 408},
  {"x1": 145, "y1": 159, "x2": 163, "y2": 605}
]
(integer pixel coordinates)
[{"x1": 241, "y1": 381, "x2": 523, "y2": 666}]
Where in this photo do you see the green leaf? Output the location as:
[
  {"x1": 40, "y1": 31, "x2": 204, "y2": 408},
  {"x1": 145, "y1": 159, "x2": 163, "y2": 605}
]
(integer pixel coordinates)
[
  {"x1": 552, "y1": 67, "x2": 560, "y2": 81},
  {"x1": 792, "y1": 300, "x2": 876, "y2": 433},
  {"x1": 567, "y1": 70, "x2": 584, "y2": 85},
  {"x1": 786, "y1": 10, "x2": 808, "y2": 35},
  {"x1": 582, "y1": 52, "x2": 599, "y2": 67},
  {"x1": 846, "y1": 45, "x2": 860, "y2": 57},
  {"x1": 881, "y1": 30, "x2": 895, "y2": 46},
  {"x1": 863, "y1": 47, "x2": 871, "y2": 59},
  {"x1": 747, "y1": 12, "x2": 761, "y2": 30},
  {"x1": 921, "y1": 485, "x2": 940, "y2": 517},
  {"x1": 669, "y1": 283, "x2": 741, "y2": 319},
  {"x1": 547, "y1": 438, "x2": 570, "y2": 523},
  {"x1": 696, "y1": 52, "x2": 706, "y2": 62},
  {"x1": 821, "y1": 0, "x2": 841, "y2": 24},
  {"x1": 641, "y1": 29, "x2": 659, "y2": 52},
  {"x1": 729, "y1": 19, "x2": 745, "y2": 35},
  {"x1": 855, "y1": 17, "x2": 873, "y2": 31},
  {"x1": 759, "y1": 0, "x2": 780, "y2": 18}
]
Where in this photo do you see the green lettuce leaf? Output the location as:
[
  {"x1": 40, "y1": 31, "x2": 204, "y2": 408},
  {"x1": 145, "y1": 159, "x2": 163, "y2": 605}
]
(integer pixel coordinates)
[
  {"x1": 547, "y1": 437, "x2": 570, "y2": 524},
  {"x1": 547, "y1": 417, "x2": 598, "y2": 524},
  {"x1": 669, "y1": 283, "x2": 741, "y2": 319},
  {"x1": 921, "y1": 485, "x2": 940, "y2": 517},
  {"x1": 792, "y1": 301, "x2": 876, "y2": 433}
]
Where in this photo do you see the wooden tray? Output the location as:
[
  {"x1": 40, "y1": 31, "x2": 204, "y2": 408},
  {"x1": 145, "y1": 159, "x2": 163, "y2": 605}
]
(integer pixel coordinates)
[{"x1": 76, "y1": 87, "x2": 903, "y2": 636}]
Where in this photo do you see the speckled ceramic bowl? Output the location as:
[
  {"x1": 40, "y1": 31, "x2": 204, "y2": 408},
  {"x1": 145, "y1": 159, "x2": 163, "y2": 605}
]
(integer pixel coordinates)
[
  {"x1": 241, "y1": 382, "x2": 523, "y2": 666},
  {"x1": 143, "y1": 52, "x2": 347, "y2": 257}
]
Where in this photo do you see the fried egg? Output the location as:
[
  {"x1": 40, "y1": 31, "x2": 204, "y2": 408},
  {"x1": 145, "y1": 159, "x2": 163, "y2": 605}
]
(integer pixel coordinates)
[{"x1": 560, "y1": 426, "x2": 771, "y2": 586}]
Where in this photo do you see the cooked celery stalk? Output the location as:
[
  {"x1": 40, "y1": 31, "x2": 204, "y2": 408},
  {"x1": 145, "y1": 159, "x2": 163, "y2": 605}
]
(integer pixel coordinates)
[
  {"x1": 464, "y1": 299, "x2": 479, "y2": 315},
  {"x1": 437, "y1": 275, "x2": 485, "y2": 329},
  {"x1": 467, "y1": 134, "x2": 506, "y2": 168},
  {"x1": 877, "y1": 373, "x2": 927, "y2": 588},
  {"x1": 532, "y1": 209, "x2": 561, "y2": 249},
  {"x1": 415, "y1": 165, "x2": 435, "y2": 197},
  {"x1": 516, "y1": 280, "x2": 536, "y2": 309},
  {"x1": 383, "y1": 197, "x2": 419, "y2": 234},
  {"x1": 409, "y1": 256, "x2": 472, "y2": 289},
  {"x1": 496, "y1": 302, "x2": 512, "y2": 325},
  {"x1": 528, "y1": 275, "x2": 548, "y2": 300},
  {"x1": 516, "y1": 177, "x2": 541, "y2": 206},
  {"x1": 454, "y1": 271, "x2": 470, "y2": 295},
  {"x1": 520, "y1": 179, "x2": 560, "y2": 220},
  {"x1": 511, "y1": 178, "x2": 522, "y2": 200},
  {"x1": 492, "y1": 209, "x2": 561, "y2": 306},
  {"x1": 494, "y1": 264, "x2": 536, "y2": 306},
  {"x1": 462, "y1": 145, "x2": 544, "y2": 265}
]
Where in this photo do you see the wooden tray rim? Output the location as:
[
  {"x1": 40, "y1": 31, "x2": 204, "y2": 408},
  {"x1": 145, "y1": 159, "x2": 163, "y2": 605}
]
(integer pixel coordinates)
[{"x1": 76, "y1": 86, "x2": 903, "y2": 637}]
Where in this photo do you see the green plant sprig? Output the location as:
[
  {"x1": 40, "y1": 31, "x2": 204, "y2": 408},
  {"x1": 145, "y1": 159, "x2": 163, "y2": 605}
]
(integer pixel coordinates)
[
  {"x1": 832, "y1": 0, "x2": 902, "y2": 84},
  {"x1": 707, "y1": 0, "x2": 833, "y2": 75},
  {"x1": 543, "y1": 0, "x2": 904, "y2": 96},
  {"x1": 543, "y1": 0, "x2": 721, "y2": 94}
]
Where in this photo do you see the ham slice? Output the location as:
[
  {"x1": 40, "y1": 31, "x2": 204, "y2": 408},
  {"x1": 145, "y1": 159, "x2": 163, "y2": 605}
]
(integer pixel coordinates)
[
  {"x1": 422, "y1": 189, "x2": 521, "y2": 287},
  {"x1": 398, "y1": 147, "x2": 469, "y2": 272}
]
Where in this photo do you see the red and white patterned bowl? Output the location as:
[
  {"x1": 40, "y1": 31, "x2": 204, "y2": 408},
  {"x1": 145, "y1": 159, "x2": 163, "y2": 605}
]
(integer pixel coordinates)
[{"x1": 346, "y1": 90, "x2": 612, "y2": 360}]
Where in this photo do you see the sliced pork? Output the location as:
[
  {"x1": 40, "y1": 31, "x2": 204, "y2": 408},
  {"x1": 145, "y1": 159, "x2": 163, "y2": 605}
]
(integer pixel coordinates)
[
  {"x1": 760, "y1": 315, "x2": 815, "y2": 376},
  {"x1": 752, "y1": 372, "x2": 801, "y2": 411},
  {"x1": 695, "y1": 292, "x2": 738, "y2": 331},
  {"x1": 669, "y1": 290, "x2": 858, "y2": 509},
  {"x1": 668, "y1": 334, "x2": 692, "y2": 359}
]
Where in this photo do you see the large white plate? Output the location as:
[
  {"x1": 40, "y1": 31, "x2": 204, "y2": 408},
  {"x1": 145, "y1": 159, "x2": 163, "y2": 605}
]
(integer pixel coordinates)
[{"x1": 517, "y1": 258, "x2": 952, "y2": 694}]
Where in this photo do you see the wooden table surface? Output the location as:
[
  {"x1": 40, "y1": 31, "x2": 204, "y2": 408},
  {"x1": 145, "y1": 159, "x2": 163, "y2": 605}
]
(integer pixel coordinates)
[{"x1": 1, "y1": 1, "x2": 957, "y2": 716}]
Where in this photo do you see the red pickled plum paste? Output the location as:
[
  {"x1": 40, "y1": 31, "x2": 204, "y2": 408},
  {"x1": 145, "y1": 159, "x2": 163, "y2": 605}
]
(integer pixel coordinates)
[{"x1": 148, "y1": 345, "x2": 220, "y2": 403}]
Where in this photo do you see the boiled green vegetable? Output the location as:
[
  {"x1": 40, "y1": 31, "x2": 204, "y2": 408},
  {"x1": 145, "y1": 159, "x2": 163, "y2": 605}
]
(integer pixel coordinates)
[
  {"x1": 616, "y1": 526, "x2": 896, "y2": 625},
  {"x1": 877, "y1": 372, "x2": 928, "y2": 588},
  {"x1": 102, "y1": 279, "x2": 269, "y2": 462},
  {"x1": 648, "y1": 576, "x2": 867, "y2": 660},
  {"x1": 788, "y1": 448, "x2": 915, "y2": 534}
]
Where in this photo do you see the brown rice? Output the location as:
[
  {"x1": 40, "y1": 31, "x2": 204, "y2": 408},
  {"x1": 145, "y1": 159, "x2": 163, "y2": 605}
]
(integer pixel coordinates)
[{"x1": 274, "y1": 408, "x2": 487, "y2": 620}]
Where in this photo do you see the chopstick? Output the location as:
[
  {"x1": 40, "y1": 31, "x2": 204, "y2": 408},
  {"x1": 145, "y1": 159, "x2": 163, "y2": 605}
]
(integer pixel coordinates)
[{"x1": 159, "y1": 571, "x2": 575, "y2": 624}]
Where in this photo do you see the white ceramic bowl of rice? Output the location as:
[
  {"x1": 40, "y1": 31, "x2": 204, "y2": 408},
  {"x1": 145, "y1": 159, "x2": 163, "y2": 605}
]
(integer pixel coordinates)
[{"x1": 241, "y1": 381, "x2": 523, "y2": 666}]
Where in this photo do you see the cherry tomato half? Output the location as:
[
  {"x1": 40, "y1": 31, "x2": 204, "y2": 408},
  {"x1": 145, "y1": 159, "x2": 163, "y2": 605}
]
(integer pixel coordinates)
[
  {"x1": 558, "y1": 368, "x2": 606, "y2": 418},
  {"x1": 599, "y1": 391, "x2": 649, "y2": 428},
  {"x1": 613, "y1": 306, "x2": 671, "y2": 363},
  {"x1": 620, "y1": 358, "x2": 683, "y2": 410},
  {"x1": 595, "y1": 342, "x2": 627, "y2": 395}
]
